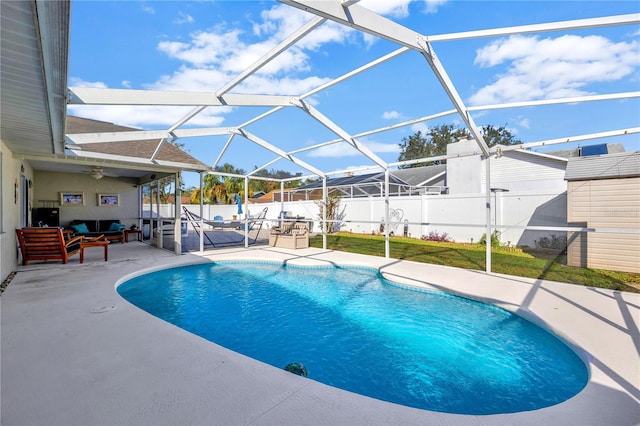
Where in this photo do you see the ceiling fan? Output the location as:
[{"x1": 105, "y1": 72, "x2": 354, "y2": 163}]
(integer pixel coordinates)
[{"x1": 83, "y1": 166, "x2": 116, "y2": 180}]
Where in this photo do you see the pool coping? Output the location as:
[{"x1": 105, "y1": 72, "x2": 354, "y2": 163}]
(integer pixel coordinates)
[{"x1": 2, "y1": 243, "x2": 639, "y2": 425}]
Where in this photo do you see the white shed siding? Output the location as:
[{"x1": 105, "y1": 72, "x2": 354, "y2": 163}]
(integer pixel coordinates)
[
  {"x1": 567, "y1": 177, "x2": 640, "y2": 273},
  {"x1": 481, "y1": 152, "x2": 567, "y2": 193}
]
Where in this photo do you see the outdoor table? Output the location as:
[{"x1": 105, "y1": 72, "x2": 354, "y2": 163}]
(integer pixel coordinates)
[{"x1": 79, "y1": 238, "x2": 109, "y2": 263}]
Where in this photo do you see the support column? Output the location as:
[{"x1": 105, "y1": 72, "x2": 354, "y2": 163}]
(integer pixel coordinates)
[
  {"x1": 199, "y1": 172, "x2": 204, "y2": 253},
  {"x1": 485, "y1": 156, "x2": 492, "y2": 274},
  {"x1": 174, "y1": 172, "x2": 182, "y2": 255},
  {"x1": 322, "y1": 177, "x2": 327, "y2": 250},
  {"x1": 280, "y1": 181, "x2": 285, "y2": 223},
  {"x1": 384, "y1": 169, "x2": 390, "y2": 258},
  {"x1": 244, "y1": 176, "x2": 249, "y2": 248}
]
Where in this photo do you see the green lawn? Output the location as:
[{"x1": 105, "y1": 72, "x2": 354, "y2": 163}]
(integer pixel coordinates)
[{"x1": 309, "y1": 233, "x2": 640, "y2": 293}]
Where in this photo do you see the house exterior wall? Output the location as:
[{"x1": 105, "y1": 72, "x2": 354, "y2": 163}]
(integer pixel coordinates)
[
  {"x1": 0, "y1": 140, "x2": 35, "y2": 282},
  {"x1": 567, "y1": 177, "x2": 640, "y2": 273},
  {"x1": 32, "y1": 170, "x2": 140, "y2": 229},
  {"x1": 446, "y1": 139, "x2": 567, "y2": 195},
  {"x1": 446, "y1": 139, "x2": 482, "y2": 194},
  {"x1": 481, "y1": 151, "x2": 567, "y2": 193}
]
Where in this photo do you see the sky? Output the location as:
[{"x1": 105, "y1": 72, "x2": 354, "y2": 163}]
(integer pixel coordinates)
[{"x1": 67, "y1": 0, "x2": 640, "y2": 188}]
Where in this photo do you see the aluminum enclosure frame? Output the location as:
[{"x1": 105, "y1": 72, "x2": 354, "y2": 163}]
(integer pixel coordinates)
[{"x1": 64, "y1": 1, "x2": 640, "y2": 271}]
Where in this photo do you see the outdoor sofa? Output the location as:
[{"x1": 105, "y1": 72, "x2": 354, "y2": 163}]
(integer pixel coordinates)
[{"x1": 69, "y1": 219, "x2": 125, "y2": 243}]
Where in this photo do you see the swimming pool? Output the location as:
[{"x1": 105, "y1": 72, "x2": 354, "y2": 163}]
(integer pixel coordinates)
[{"x1": 117, "y1": 261, "x2": 588, "y2": 415}]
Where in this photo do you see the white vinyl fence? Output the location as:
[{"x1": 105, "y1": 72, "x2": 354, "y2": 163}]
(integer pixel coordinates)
[{"x1": 176, "y1": 189, "x2": 567, "y2": 248}]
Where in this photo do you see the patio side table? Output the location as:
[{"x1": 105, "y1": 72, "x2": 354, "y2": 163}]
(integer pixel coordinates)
[{"x1": 124, "y1": 229, "x2": 142, "y2": 242}]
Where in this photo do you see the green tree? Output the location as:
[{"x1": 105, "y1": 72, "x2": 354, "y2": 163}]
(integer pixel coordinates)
[
  {"x1": 249, "y1": 167, "x2": 304, "y2": 195},
  {"x1": 398, "y1": 124, "x2": 520, "y2": 168},
  {"x1": 479, "y1": 124, "x2": 521, "y2": 147},
  {"x1": 397, "y1": 131, "x2": 432, "y2": 167}
]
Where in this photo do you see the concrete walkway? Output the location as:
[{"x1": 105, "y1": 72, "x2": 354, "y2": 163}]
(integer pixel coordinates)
[{"x1": 2, "y1": 242, "x2": 639, "y2": 425}]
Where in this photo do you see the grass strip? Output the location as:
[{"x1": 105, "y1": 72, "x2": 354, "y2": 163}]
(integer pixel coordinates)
[{"x1": 309, "y1": 233, "x2": 639, "y2": 293}]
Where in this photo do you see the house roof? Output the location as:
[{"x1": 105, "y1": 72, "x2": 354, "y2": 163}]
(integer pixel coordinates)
[
  {"x1": 296, "y1": 171, "x2": 409, "y2": 190},
  {"x1": 393, "y1": 165, "x2": 446, "y2": 186},
  {"x1": 66, "y1": 116, "x2": 209, "y2": 170},
  {"x1": 564, "y1": 152, "x2": 640, "y2": 181},
  {"x1": 545, "y1": 143, "x2": 626, "y2": 159}
]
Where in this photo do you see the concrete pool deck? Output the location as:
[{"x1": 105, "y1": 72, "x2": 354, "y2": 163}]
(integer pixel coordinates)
[{"x1": 2, "y1": 242, "x2": 639, "y2": 425}]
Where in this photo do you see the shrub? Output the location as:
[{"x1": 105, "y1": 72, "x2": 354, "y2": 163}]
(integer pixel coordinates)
[
  {"x1": 421, "y1": 230, "x2": 451, "y2": 242},
  {"x1": 534, "y1": 234, "x2": 567, "y2": 251},
  {"x1": 478, "y1": 230, "x2": 501, "y2": 247}
]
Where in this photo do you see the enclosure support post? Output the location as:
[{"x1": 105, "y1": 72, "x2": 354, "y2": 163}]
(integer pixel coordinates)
[
  {"x1": 199, "y1": 172, "x2": 204, "y2": 253},
  {"x1": 244, "y1": 176, "x2": 249, "y2": 248},
  {"x1": 156, "y1": 179, "x2": 162, "y2": 250},
  {"x1": 280, "y1": 181, "x2": 285, "y2": 219},
  {"x1": 485, "y1": 156, "x2": 492, "y2": 274},
  {"x1": 322, "y1": 177, "x2": 327, "y2": 250},
  {"x1": 174, "y1": 172, "x2": 182, "y2": 255},
  {"x1": 384, "y1": 169, "x2": 390, "y2": 258}
]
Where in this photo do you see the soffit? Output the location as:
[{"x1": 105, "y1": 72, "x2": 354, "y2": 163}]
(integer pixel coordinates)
[{"x1": 0, "y1": 0, "x2": 69, "y2": 156}]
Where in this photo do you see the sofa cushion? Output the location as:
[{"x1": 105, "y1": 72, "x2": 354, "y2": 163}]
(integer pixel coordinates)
[
  {"x1": 71, "y1": 220, "x2": 98, "y2": 233},
  {"x1": 70, "y1": 223, "x2": 90, "y2": 234},
  {"x1": 108, "y1": 222, "x2": 126, "y2": 232},
  {"x1": 98, "y1": 220, "x2": 120, "y2": 233}
]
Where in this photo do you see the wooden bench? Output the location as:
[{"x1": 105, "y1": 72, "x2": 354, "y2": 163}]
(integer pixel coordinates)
[{"x1": 16, "y1": 228, "x2": 83, "y2": 265}]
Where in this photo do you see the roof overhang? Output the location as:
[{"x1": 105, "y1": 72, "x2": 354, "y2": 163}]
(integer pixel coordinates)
[{"x1": 0, "y1": 0, "x2": 70, "y2": 156}]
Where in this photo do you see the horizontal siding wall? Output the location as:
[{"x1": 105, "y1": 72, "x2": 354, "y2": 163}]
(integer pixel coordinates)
[
  {"x1": 567, "y1": 177, "x2": 640, "y2": 273},
  {"x1": 481, "y1": 152, "x2": 567, "y2": 192}
]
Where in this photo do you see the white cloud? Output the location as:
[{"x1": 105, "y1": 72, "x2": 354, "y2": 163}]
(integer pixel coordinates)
[
  {"x1": 68, "y1": 78, "x2": 107, "y2": 89},
  {"x1": 122, "y1": 80, "x2": 131, "y2": 88},
  {"x1": 155, "y1": 4, "x2": 351, "y2": 86},
  {"x1": 173, "y1": 12, "x2": 194, "y2": 25},
  {"x1": 469, "y1": 34, "x2": 640, "y2": 105},
  {"x1": 410, "y1": 122, "x2": 429, "y2": 134},
  {"x1": 147, "y1": 67, "x2": 229, "y2": 92},
  {"x1": 423, "y1": 0, "x2": 448, "y2": 14},
  {"x1": 360, "y1": 0, "x2": 447, "y2": 17},
  {"x1": 237, "y1": 75, "x2": 331, "y2": 96},
  {"x1": 141, "y1": 4, "x2": 155, "y2": 15},
  {"x1": 518, "y1": 117, "x2": 530, "y2": 130},
  {"x1": 382, "y1": 110, "x2": 401, "y2": 120},
  {"x1": 360, "y1": 0, "x2": 411, "y2": 18}
]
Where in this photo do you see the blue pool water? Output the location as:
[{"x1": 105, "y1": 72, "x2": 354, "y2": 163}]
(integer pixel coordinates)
[{"x1": 117, "y1": 261, "x2": 588, "y2": 415}]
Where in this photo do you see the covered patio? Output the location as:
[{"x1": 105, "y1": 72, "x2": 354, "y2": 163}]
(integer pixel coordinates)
[{"x1": 1, "y1": 242, "x2": 639, "y2": 425}]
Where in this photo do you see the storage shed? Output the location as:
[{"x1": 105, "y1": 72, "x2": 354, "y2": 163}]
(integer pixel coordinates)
[{"x1": 565, "y1": 152, "x2": 640, "y2": 273}]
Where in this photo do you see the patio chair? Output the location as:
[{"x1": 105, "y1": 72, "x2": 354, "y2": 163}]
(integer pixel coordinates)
[
  {"x1": 16, "y1": 228, "x2": 83, "y2": 265},
  {"x1": 269, "y1": 222, "x2": 309, "y2": 249}
]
